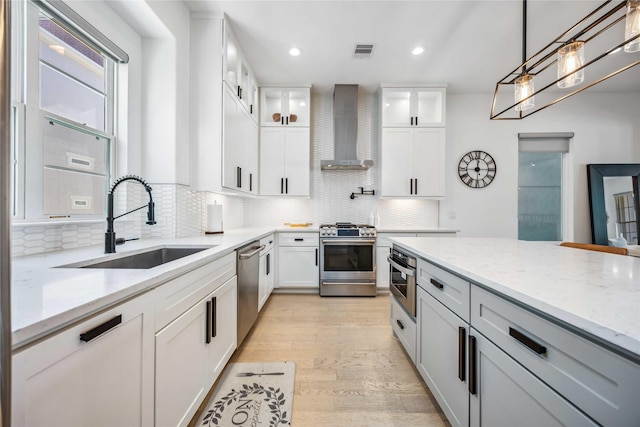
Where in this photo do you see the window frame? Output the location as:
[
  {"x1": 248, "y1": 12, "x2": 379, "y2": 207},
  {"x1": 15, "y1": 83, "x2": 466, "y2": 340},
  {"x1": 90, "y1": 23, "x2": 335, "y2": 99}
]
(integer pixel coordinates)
[{"x1": 12, "y1": 1, "x2": 118, "y2": 222}]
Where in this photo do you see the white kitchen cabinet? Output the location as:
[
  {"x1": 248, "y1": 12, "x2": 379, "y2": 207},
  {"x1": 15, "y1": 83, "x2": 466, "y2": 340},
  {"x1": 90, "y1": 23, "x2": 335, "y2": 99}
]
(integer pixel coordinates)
[
  {"x1": 259, "y1": 234, "x2": 275, "y2": 310},
  {"x1": 223, "y1": 85, "x2": 258, "y2": 195},
  {"x1": 469, "y1": 329, "x2": 597, "y2": 427},
  {"x1": 390, "y1": 294, "x2": 417, "y2": 363},
  {"x1": 277, "y1": 232, "x2": 319, "y2": 289},
  {"x1": 380, "y1": 127, "x2": 445, "y2": 197},
  {"x1": 154, "y1": 254, "x2": 238, "y2": 427},
  {"x1": 12, "y1": 292, "x2": 155, "y2": 427},
  {"x1": 260, "y1": 127, "x2": 310, "y2": 196},
  {"x1": 260, "y1": 87, "x2": 311, "y2": 127},
  {"x1": 380, "y1": 87, "x2": 446, "y2": 127},
  {"x1": 224, "y1": 23, "x2": 259, "y2": 123},
  {"x1": 416, "y1": 286, "x2": 470, "y2": 427},
  {"x1": 191, "y1": 17, "x2": 259, "y2": 193}
]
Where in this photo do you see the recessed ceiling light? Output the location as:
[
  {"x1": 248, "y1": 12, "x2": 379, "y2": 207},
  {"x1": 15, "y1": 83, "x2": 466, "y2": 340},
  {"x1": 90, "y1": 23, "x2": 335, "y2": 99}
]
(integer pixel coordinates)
[
  {"x1": 412, "y1": 46, "x2": 425, "y2": 55},
  {"x1": 289, "y1": 47, "x2": 302, "y2": 56}
]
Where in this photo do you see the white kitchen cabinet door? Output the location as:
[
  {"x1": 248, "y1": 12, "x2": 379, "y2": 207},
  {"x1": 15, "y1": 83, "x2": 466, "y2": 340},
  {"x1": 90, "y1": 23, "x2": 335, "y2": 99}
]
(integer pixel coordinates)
[
  {"x1": 283, "y1": 127, "x2": 310, "y2": 196},
  {"x1": 208, "y1": 277, "x2": 238, "y2": 381},
  {"x1": 380, "y1": 87, "x2": 445, "y2": 127},
  {"x1": 380, "y1": 88, "x2": 412, "y2": 127},
  {"x1": 417, "y1": 287, "x2": 469, "y2": 427},
  {"x1": 260, "y1": 87, "x2": 311, "y2": 127},
  {"x1": 223, "y1": 86, "x2": 243, "y2": 191},
  {"x1": 469, "y1": 330, "x2": 597, "y2": 427},
  {"x1": 415, "y1": 88, "x2": 446, "y2": 127},
  {"x1": 278, "y1": 246, "x2": 319, "y2": 288},
  {"x1": 259, "y1": 127, "x2": 310, "y2": 196},
  {"x1": 155, "y1": 296, "x2": 211, "y2": 427},
  {"x1": 245, "y1": 111, "x2": 259, "y2": 194},
  {"x1": 12, "y1": 293, "x2": 154, "y2": 427},
  {"x1": 259, "y1": 250, "x2": 275, "y2": 310},
  {"x1": 413, "y1": 128, "x2": 445, "y2": 197},
  {"x1": 380, "y1": 127, "x2": 414, "y2": 197}
]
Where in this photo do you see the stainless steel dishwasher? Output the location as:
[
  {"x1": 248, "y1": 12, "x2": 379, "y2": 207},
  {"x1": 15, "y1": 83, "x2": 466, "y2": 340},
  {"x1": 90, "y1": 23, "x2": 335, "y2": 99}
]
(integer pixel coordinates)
[{"x1": 236, "y1": 241, "x2": 265, "y2": 346}]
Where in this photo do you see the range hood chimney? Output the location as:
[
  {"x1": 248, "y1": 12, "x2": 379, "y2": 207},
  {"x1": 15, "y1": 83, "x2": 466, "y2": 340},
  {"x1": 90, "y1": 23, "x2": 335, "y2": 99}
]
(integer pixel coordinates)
[{"x1": 321, "y1": 84, "x2": 374, "y2": 170}]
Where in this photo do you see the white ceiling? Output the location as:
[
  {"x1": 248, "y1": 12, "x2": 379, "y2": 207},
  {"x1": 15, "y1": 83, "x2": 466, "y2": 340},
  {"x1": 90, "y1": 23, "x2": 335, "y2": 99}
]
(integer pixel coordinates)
[{"x1": 182, "y1": 0, "x2": 640, "y2": 94}]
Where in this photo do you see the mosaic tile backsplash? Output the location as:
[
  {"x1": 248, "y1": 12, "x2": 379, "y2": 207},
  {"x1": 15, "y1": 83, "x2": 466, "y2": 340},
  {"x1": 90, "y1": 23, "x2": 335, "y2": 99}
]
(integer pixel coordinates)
[{"x1": 11, "y1": 90, "x2": 438, "y2": 257}]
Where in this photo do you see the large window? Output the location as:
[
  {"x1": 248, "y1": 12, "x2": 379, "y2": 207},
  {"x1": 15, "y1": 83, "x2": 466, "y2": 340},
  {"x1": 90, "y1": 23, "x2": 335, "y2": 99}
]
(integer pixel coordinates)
[
  {"x1": 517, "y1": 133, "x2": 573, "y2": 242},
  {"x1": 12, "y1": 1, "x2": 123, "y2": 221}
]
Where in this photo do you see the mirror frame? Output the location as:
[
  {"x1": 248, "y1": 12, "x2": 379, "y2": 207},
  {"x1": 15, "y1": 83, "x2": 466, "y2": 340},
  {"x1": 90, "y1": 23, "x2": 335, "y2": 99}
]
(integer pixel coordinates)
[{"x1": 587, "y1": 164, "x2": 640, "y2": 245}]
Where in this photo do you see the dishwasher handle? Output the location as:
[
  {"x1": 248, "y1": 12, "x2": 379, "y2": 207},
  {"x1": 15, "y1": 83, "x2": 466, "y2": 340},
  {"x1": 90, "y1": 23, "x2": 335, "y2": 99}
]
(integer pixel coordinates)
[{"x1": 239, "y1": 245, "x2": 266, "y2": 259}]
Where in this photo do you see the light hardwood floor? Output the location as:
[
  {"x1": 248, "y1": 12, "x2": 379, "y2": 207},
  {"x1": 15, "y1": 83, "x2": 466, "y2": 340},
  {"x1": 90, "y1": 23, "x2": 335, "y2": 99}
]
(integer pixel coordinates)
[{"x1": 216, "y1": 293, "x2": 449, "y2": 427}]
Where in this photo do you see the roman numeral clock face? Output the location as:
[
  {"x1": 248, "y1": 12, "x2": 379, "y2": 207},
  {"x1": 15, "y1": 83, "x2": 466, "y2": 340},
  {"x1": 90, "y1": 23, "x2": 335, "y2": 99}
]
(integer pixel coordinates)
[{"x1": 458, "y1": 150, "x2": 496, "y2": 188}]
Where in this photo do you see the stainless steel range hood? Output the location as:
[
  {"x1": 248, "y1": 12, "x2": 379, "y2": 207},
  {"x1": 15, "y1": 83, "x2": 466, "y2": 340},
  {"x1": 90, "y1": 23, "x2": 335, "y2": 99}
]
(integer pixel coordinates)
[{"x1": 321, "y1": 84, "x2": 374, "y2": 170}]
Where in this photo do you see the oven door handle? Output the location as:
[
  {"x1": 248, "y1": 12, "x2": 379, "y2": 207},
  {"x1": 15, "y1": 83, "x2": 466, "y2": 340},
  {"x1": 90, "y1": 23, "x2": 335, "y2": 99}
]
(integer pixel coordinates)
[
  {"x1": 387, "y1": 256, "x2": 416, "y2": 277},
  {"x1": 321, "y1": 239, "x2": 376, "y2": 245}
]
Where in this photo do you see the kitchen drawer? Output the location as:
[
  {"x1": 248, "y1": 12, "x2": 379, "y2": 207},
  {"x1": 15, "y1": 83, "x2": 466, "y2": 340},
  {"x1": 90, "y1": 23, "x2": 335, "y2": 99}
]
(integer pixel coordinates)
[
  {"x1": 154, "y1": 252, "x2": 236, "y2": 331},
  {"x1": 417, "y1": 259, "x2": 470, "y2": 322},
  {"x1": 390, "y1": 294, "x2": 416, "y2": 363},
  {"x1": 279, "y1": 232, "x2": 319, "y2": 246},
  {"x1": 471, "y1": 285, "x2": 640, "y2": 427},
  {"x1": 260, "y1": 234, "x2": 275, "y2": 252}
]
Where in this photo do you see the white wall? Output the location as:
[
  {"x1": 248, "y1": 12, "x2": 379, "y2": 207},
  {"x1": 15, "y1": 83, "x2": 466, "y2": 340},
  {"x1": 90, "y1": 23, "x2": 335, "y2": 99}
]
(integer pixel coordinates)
[{"x1": 440, "y1": 91, "x2": 640, "y2": 242}]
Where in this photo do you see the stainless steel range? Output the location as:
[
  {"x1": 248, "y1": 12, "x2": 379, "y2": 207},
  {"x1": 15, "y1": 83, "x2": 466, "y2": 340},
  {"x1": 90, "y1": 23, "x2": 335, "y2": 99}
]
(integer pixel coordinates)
[{"x1": 319, "y1": 222, "x2": 377, "y2": 297}]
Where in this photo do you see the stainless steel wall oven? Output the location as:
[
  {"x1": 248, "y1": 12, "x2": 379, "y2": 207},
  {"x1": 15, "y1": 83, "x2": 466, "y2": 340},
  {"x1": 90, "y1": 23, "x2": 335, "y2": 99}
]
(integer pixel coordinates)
[
  {"x1": 388, "y1": 246, "x2": 417, "y2": 316},
  {"x1": 319, "y1": 223, "x2": 377, "y2": 296}
]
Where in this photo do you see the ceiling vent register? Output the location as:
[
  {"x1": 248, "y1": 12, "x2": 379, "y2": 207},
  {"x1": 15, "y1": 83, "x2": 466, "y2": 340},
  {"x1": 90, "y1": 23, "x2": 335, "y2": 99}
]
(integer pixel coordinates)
[{"x1": 354, "y1": 44, "x2": 375, "y2": 58}]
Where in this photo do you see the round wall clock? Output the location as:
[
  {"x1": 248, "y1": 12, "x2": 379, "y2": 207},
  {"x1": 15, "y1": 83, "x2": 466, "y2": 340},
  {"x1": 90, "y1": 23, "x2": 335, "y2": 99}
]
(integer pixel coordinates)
[{"x1": 458, "y1": 150, "x2": 496, "y2": 188}]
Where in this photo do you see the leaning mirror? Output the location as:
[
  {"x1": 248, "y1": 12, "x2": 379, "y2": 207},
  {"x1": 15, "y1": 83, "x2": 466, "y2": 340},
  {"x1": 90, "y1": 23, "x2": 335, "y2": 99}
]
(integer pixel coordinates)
[{"x1": 587, "y1": 164, "x2": 640, "y2": 246}]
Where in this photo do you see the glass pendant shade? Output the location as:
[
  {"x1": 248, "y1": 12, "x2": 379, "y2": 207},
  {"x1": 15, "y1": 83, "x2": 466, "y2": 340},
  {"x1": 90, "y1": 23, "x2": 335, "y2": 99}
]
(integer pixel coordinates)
[
  {"x1": 514, "y1": 73, "x2": 535, "y2": 111},
  {"x1": 557, "y1": 41, "x2": 585, "y2": 88},
  {"x1": 625, "y1": 0, "x2": 640, "y2": 52}
]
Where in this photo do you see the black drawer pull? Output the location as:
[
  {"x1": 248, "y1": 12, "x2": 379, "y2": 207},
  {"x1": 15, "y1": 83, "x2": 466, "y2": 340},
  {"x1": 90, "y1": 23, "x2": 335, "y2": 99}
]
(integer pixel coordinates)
[
  {"x1": 468, "y1": 335, "x2": 477, "y2": 395},
  {"x1": 430, "y1": 278, "x2": 444, "y2": 290},
  {"x1": 396, "y1": 319, "x2": 405, "y2": 330},
  {"x1": 205, "y1": 300, "x2": 212, "y2": 344},
  {"x1": 315, "y1": 248, "x2": 319, "y2": 266},
  {"x1": 211, "y1": 297, "x2": 217, "y2": 338},
  {"x1": 458, "y1": 327, "x2": 466, "y2": 382},
  {"x1": 80, "y1": 315, "x2": 122, "y2": 342},
  {"x1": 294, "y1": 238, "x2": 304, "y2": 242},
  {"x1": 509, "y1": 327, "x2": 547, "y2": 355}
]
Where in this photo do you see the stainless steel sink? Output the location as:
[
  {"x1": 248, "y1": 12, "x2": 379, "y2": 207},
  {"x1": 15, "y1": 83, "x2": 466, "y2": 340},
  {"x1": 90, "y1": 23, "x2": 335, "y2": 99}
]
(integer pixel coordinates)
[{"x1": 59, "y1": 246, "x2": 214, "y2": 269}]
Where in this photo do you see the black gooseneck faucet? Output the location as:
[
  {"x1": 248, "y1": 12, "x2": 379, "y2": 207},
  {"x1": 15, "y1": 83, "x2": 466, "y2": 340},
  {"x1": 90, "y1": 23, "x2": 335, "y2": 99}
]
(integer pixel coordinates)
[{"x1": 105, "y1": 175, "x2": 156, "y2": 253}]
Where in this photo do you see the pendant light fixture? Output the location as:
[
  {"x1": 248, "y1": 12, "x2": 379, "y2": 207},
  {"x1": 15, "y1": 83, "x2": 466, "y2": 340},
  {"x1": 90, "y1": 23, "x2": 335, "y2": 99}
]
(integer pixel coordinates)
[
  {"x1": 514, "y1": 0, "x2": 534, "y2": 111},
  {"x1": 626, "y1": 0, "x2": 640, "y2": 52},
  {"x1": 491, "y1": 0, "x2": 640, "y2": 120},
  {"x1": 557, "y1": 41, "x2": 585, "y2": 88}
]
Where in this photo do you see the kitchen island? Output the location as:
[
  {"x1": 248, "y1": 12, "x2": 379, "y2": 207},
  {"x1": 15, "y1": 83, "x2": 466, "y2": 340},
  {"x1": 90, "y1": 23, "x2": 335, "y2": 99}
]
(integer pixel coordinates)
[{"x1": 390, "y1": 236, "x2": 640, "y2": 427}]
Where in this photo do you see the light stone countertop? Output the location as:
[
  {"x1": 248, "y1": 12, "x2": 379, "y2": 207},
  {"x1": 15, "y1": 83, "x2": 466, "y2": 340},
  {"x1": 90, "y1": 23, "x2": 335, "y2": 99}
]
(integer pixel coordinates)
[
  {"x1": 376, "y1": 227, "x2": 459, "y2": 234},
  {"x1": 11, "y1": 227, "x2": 286, "y2": 349},
  {"x1": 390, "y1": 237, "x2": 640, "y2": 361}
]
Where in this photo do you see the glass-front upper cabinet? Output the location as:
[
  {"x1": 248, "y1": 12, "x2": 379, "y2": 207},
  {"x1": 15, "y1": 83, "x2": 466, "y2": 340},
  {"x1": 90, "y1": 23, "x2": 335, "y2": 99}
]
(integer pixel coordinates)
[
  {"x1": 260, "y1": 87, "x2": 311, "y2": 127},
  {"x1": 380, "y1": 86, "x2": 446, "y2": 127},
  {"x1": 223, "y1": 22, "x2": 259, "y2": 123}
]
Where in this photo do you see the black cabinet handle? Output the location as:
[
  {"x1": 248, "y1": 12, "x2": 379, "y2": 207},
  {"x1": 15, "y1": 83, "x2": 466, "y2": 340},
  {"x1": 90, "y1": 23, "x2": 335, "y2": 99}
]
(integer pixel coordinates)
[
  {"x1": 80, "y1": 315, "x2": 122, "y2": 342},
  {"x1": 236, "y1": 167, "x2": 241, "y2": 188},
  {"x1": 286, "y1": 116, "x2": 289, "y2": 125},
  {"x1": 249, "y1": 173, "x2": 253, "y2": 192},
  {"x1": 285, "y1": 178, "x2": 288, "y2": 194},
  {"x1": 211, "y1": 296, "x2": 217, "y2": 338},
  {"x1": 237, "y1": 86, "x2": 241, "y2": 98},
  {"x1": 315, "y1": 248, "x2": 318, "y2": 266},
  {"x1": 458, "y1": 327, "x2": 466, "y2": 382},
  {"x1": 281, "y1": 178, "x2": 284, "y2": 194},
  {"x1": 509, "y1": 327, "x2": 547, "y2": 355},
  {"x1": 266, "y1": 253, "x2": 270, "y2": 275},
  {"x1": 294, "y1": 238, "x2": 304, "y2": 242},
  {"x1": 410, "y1": 117, "x2": 414, "y2": 126},
  {"x1": 468, "y1": 335, "x2": 477, "y2": 395},
  {"x1": 281, "y1": 116, "x2": 284, "y2": 125},
  {"x1": 415, "y1": 178, "x2": 418, "y2": 194},
  {"x1": 205, "y1": 300, "x2": 212, "y2": 344},
  {"x1": 415, "y1": 116, "x2": 418, "y2": 126},
  {"x1": 250, "y1": 104, "x2": 253, "y2": 114},
  {"x1": 430, "y1": 278, "x2": 444, "y2": 290},
  {"x1": 396, "y1": 319, "x2": 405, "y2": 330},
  {"x1": 410, "y1": 179, "x2": 413, "y2": 194}
]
